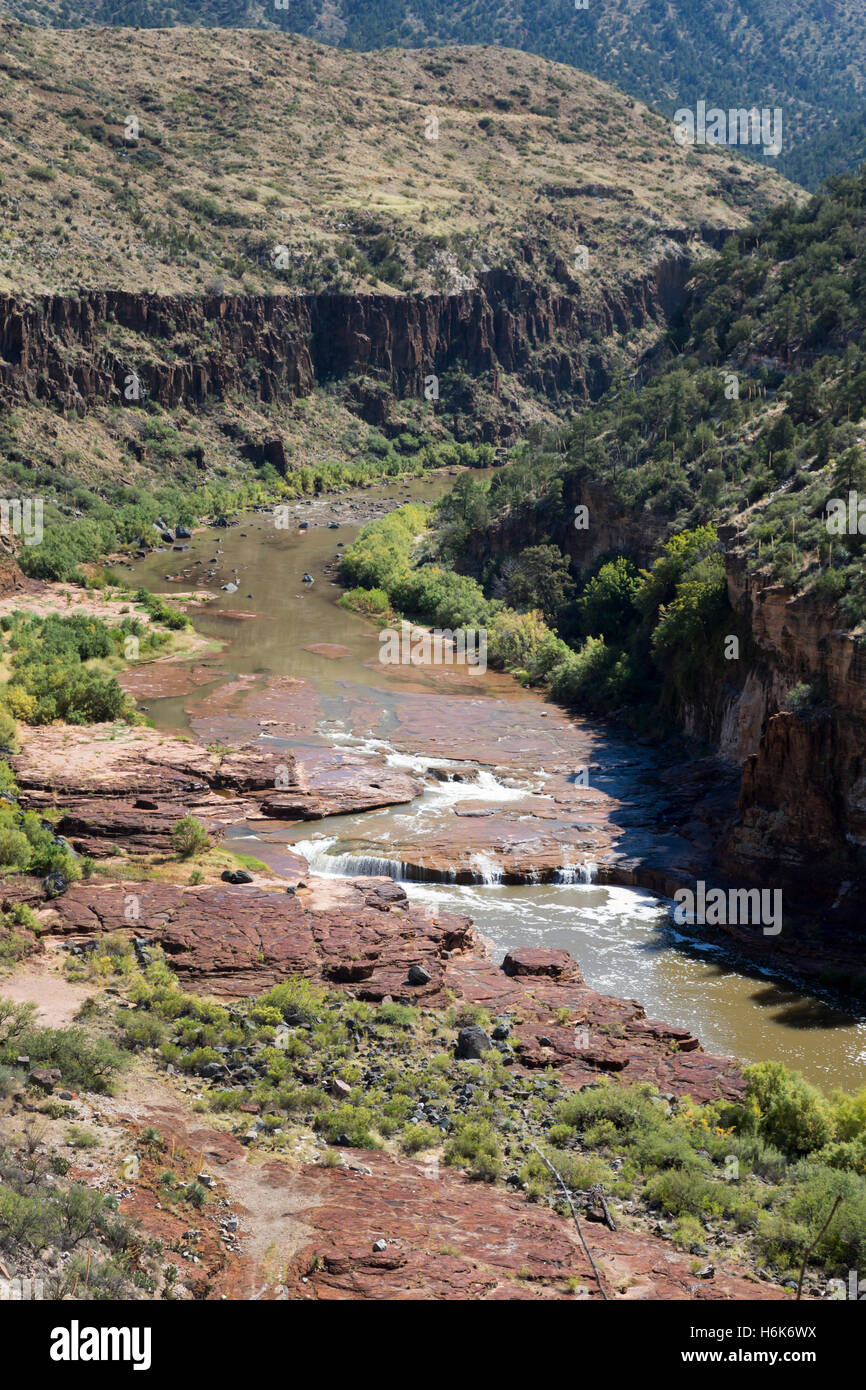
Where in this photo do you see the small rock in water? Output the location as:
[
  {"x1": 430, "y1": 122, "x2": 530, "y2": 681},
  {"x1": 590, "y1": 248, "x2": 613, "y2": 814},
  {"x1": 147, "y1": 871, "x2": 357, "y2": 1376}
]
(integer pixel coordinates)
[
  {"x1": 302, "y1": 573, "x2": 314, "y2": 584},
  {"x1": 222, "y1": 582, "x2": 238, "y2": 593}
]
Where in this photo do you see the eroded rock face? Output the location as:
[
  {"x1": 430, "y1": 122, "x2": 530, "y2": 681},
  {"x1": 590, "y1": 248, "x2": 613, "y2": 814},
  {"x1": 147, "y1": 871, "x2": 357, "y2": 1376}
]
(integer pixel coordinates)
[
  {"x1": 502, "y1": 948, "x2": 581, "y2": 980},
  {"x1": 718, "y1": 558, "x2": 866, "y2": 924},
  {"x1": 0, "y1": 268, "x2": 685, "y2": 434}
]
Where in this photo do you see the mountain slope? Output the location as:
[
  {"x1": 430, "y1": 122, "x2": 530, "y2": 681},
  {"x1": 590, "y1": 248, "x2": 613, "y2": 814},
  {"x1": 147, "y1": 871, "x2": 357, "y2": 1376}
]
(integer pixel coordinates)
[
  {"x1": 0, "y1": 22, "x2": 793, "y2": 298},
  {"x1": 4, "y1": 0, "x2": 866, "y2": 185},
  {"x1": 0, "y1": 22, "x2": 795, "y2": 605}
]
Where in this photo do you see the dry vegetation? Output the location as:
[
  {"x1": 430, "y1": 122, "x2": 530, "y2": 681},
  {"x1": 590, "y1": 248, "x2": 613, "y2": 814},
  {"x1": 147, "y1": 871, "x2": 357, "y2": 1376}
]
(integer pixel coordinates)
[{"x1": 0, "y1": 21, "x2": 797, "y2": 299}]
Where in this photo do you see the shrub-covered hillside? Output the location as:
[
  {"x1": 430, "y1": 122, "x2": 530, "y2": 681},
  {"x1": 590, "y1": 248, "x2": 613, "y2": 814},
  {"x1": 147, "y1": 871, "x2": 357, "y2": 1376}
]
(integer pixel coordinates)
[{"x1": 341, "y1": 167, "x2": 866, "y2": 723}]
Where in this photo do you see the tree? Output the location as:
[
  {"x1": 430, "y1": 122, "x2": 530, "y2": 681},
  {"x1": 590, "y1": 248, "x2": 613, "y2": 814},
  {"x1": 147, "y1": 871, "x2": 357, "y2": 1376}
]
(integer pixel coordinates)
[
  {"x1": 578, "y1": 557, "x2": 640, "y2": 638},
  {"x1": 504, "y1": 545, "x2": 575, "y2": 624},
  {"x1": 833, "y1": 446, "x2": 866, "y2": 492}
]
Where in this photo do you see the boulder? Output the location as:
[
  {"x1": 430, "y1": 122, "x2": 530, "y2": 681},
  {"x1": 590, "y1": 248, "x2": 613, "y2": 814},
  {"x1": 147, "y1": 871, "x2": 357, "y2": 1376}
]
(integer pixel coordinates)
[
  {"x1": 28, "y1": 1067, "x2": 62, "y2": 1092},
  {"x1": 455, "y1": 1025, "x2": 491, "y2": 1060},
  {"x1": 42, "y1": 871, "x2": 68, "y2": 899}
]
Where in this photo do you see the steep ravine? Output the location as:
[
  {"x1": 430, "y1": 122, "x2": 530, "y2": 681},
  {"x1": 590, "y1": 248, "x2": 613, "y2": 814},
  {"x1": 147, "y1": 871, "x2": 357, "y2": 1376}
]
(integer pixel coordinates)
[{"x1": 454, "y1": 467, "x2": 866, "y2": 940}]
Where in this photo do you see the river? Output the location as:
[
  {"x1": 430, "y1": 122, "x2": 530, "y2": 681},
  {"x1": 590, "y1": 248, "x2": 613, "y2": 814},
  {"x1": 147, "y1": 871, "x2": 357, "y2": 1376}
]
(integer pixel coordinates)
[{"x1": 127, "y1": 475, "x2": 866, "y2": 1093}]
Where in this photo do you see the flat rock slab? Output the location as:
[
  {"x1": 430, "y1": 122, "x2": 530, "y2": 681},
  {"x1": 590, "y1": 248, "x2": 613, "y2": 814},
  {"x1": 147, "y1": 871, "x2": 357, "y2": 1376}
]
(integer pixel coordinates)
[
  {"x1": 11, "y1": 725, "x2": 421, "y2": 850},
  {"x1": 286, "y1": 1151, "x2": 782, "y2": 1301}
]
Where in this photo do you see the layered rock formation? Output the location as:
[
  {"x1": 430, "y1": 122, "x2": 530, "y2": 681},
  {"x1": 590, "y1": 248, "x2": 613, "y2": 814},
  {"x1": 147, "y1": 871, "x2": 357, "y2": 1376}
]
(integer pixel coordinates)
[
  {"x1": 0, "y1": 259, "x2": 690, "y2": 440},
  {"x1": 284, "y1": 1150, "x2": 780, "y2": 1301},
  {"x1": 10, "y1": 725, "x2": 421, "y2": 853}
]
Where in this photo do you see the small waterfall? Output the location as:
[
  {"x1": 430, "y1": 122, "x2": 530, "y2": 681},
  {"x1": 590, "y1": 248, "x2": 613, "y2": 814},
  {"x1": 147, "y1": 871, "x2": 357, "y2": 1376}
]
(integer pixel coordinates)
[
  {"x1": 555, "y1": 857, "x2": 597, "y2": 884},
  {"x1": 468, "y1": 852, "x2": 503, "y2": 885},
  {"x1": 290, "y1": 838, "x2": 456, "y2": 883}
]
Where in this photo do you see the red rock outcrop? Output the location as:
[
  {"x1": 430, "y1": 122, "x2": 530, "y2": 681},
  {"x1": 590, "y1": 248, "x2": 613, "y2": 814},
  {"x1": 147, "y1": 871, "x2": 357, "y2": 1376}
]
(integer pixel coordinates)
[
  {"x1": 11, "y1": 725, "x2": 421, "y2": 850},
  {"x1": 44, "y1": 875, "x2": 743, "y2": 1101},
  {"x1": 286, "y1": 1152, "x2": 782, "y2": 1301}
]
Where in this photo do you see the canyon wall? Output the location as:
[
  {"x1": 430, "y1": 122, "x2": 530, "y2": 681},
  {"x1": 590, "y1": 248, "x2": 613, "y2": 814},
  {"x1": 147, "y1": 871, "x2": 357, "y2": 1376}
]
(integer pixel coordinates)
[
  {"x1": 0, "y1": 258, "x2": 690, "y2": 436},
  {"x1": 718, "y1": 555, "x2": 866, "y2": 920}
]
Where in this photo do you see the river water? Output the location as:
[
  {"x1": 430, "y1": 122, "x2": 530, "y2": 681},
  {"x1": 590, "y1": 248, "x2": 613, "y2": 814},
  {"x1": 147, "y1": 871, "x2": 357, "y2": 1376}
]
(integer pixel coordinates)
[{"x1": 128, "y1": 476, "x2": 866, "y2": 1093}]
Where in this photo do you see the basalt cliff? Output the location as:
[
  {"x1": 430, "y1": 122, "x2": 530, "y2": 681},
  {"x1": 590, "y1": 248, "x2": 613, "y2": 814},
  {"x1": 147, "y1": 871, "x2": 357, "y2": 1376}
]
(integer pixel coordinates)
[{"x1": 0, "y1": 254, "x2": 701, "y2": 441}]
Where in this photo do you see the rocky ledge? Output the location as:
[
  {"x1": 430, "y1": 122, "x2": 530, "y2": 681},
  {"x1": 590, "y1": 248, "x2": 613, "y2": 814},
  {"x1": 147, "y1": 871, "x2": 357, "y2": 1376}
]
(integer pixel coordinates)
[
  {"x1": 10, "y1": 725, "x2": 420, "y2": 853},
  {"x1": 33, "y1": 875, "x2": 744, "y2": 1103},
  {"x1": 284, "y1": 1151, "x2": 781, "y2": 1301}
]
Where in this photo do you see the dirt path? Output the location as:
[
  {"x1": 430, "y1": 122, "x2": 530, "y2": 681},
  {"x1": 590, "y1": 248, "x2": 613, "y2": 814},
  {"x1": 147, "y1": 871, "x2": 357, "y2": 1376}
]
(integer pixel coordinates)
[
  {"x1": 0, "y1": 957, "x2": 97, "y2": 1026},
  {"x1": 102, "y1": 1070, "x2": 321, "y2": 1299}
]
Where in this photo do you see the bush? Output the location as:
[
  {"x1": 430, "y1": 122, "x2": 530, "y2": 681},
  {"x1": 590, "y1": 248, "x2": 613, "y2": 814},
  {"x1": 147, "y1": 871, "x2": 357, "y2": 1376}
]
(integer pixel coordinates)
[
  {"x1": 170, "y1": 815, "x2": 211, "y2": 859},
  {"x1": 401, "y1": 1124, "x2": 440, "y2": 1154},
  {"x1": 314, "y1": 1102, "x2": 380, "y2": 1149},
  {"x1": 377, "y1": 1001, "x2": 417, "y2": 1028},
  {"x1": 756, "y1": 1163, "x2": 866, "y2": 1274},
  {"x1": 339, "y1": 587, "x2": 391, "y2": 617},
  {"x1": 5, "y1": 1026, "x2": 124, "y2": 1092},
  {"x1": 743, "y1": 1062, "x2": 834, "y2": 1157},
  {"x1": 444, "y1": 1119, "x2": 502, "y2": 1180},
  {"x1": 0, "y1": 710, "x2": 19, "y2": 752},
  {"x1": 255, "y1": 978, "x2": 326, "y2": 1025},
  {"x1": 0, "y1": 827, "x2": 32, "y2": 870}
]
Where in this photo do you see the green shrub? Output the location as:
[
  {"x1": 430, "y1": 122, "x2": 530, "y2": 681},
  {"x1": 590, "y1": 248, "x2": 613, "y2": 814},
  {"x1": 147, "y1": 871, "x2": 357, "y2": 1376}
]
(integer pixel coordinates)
[
  {"x1": 743, "y1": 1061, "x2": 834, "y2": 1157},
  {"x1": 444, "y1": 1119, "x2": 502, "y2": 1180},
  {"x1": 756, "y1": 1163, "x2": 866, "y2": 1273},
  {"x1": 6, "y1": 1026, "x2": 124, "y2": 1092},
  {"x1": 401, "y1": 1123, "x2": 440, "y2": 1154},
  {"x1": 170, "y1": 815, "x2": 211, "y2": 859},
  {"x1": 377, "y1": 1001, "x2": 418, "y2": 1029},
  {"x1": 255, "y1": 978, "x2": 326, "y2": 1025},
  {"x1": 0, "y1": 827, "x2": 32, "y2": 869}
]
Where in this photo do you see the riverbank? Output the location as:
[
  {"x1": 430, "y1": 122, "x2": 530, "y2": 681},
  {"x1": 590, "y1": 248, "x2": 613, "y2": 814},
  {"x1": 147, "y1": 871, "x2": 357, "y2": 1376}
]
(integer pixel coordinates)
[{"x1": 5, "y1": 476, "x2": 866, "y2": 1069}]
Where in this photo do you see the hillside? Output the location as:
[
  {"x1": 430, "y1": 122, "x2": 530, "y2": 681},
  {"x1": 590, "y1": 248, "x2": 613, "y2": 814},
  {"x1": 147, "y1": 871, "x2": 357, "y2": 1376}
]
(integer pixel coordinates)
[
  {"x1": 3, "y1": 0, "x2": 866, "y2": 186},
  {"x1": 0, "y1": 22, "x2": 798, "y2": 528},
  {"x1": 0, "y1": 22, "x2": 792, "y2": 298}
]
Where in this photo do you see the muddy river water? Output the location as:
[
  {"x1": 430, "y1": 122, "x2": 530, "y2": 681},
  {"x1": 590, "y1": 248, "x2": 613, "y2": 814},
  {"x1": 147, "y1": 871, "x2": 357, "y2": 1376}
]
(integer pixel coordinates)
[{"x1": 129, "y1": 475, "x2": 866, "y2": 1092}]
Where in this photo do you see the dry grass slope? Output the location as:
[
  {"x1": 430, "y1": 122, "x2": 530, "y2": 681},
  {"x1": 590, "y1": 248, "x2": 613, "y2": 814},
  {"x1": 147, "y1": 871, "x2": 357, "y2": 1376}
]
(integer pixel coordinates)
[{"x1": 0, "y1": 22, "x2": 798, "y2": 299}]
